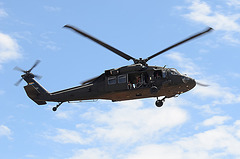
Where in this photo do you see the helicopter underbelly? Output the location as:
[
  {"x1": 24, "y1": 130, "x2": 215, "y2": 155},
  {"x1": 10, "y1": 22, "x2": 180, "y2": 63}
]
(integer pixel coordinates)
[{"x1": 98, "y1": 85, "x2": 185, "y2": 101}]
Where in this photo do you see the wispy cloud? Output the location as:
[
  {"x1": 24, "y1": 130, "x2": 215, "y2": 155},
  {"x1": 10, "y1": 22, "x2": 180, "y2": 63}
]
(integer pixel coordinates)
[
  {"x1": 192, "y1": 83, "x2": 240, "y2": 105},
  {"x1": 165, "y1": 51, "x2": 240, "y2": 112},
  {"x1": 46, "y1": 128, "x2": 89, "y2": 144},
  {"x1": 65, "y1": 118, "x2": 240, "y2": 159},
  {"x1": 222, "y1": 33, "x2": 240, "y2": 45},
  {"x1": 47, "y1": 100, "x2": 188, "y2": 146},
  {"x1": 44, "y1": 6, "x2": 61, "y2": 12},
  {"x1": 124, "y1": 120, "x2": 240, "y2": 159},
  {"x1": 0, "y1": 8, "x2": 8, "y2": 18},
  {"x1": 184, "y1": 0, "x2": 240, "y2": 32},
  {"x1": 0, "y1": 90, "x2": 4, "y2": 95},
  {"x1": 68, "y1": 148, "x2": 111, "y2": 159},
  {"x1": 202, "y1": 115, "x2": 231, "y2": 126},
  {"x1": 180, "y1": 0, "x2": 240, "y2": 45},
  {"x1": 45, "y1": 89, "x2": 240, "y2": 159},
  {"x1": 40, "y1": 40, "x2": 60, "y2": 51},
  {"x1": 166, "y1": 52, "x2": 201, "y2": 76},
  {"x1": 39, "y1": 32, "x2": 60, "y2": 51},
  {"x1": 0, "y1": 32, "x2": 22, "y2": 69},
  {"x1": 85, "y1": 100, "x2": 188, "y2": 144},
  {"x1": 0, "y1": 125, "x2": 12, "y2": 139},
  {"x1": 227, "y1": 0, "x2": 240, "y2": 8}
]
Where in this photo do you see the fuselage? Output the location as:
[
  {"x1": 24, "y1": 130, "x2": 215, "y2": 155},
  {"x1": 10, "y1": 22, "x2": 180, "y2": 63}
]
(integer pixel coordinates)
[{"x1": 31, "y1": 64, "x2": 196, "y2": 103}]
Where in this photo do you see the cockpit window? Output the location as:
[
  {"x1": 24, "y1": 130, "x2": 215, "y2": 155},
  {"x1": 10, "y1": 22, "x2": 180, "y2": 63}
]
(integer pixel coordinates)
[{"x1": 170, "y1": 68, "x2": 180, "y2": 75}]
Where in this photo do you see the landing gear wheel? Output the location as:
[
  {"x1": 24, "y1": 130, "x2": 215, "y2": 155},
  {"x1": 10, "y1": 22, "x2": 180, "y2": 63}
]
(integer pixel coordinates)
[
  {"x1": 52, "y1": 107, "x2": 57, "y2": 111},
  {"x1": 52, "y1": 102, "x2": 64, "y2": 111},
  {"x1": 155, "y1": 100, "x2": 163, "y2": 107}
]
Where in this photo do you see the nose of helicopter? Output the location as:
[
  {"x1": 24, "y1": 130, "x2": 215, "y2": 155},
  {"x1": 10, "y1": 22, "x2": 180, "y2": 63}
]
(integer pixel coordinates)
[{"x1": 182, "y1": 76, "x2": 196, "y2": 90}]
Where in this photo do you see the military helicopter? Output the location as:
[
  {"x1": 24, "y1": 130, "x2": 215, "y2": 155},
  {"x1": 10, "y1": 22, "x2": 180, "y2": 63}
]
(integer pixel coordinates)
[{"x1": 15, "y1": 25, "x2": 213, "y2": 111}]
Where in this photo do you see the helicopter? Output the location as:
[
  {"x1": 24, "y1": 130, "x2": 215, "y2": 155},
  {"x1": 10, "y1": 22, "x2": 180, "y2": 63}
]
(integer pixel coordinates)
[{"x1": 15, "y1": 25, "x2": 213, "y2": 111}]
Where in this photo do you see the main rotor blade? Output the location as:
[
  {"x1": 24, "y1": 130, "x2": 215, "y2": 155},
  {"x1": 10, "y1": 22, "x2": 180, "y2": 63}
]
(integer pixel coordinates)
[
  {"x1": 145, "y1": 27, "x2": 213, "y2": 62},
  {"x1": 81, "y1": 76, "x2": 99, "y2": 85},
  {"x1": 64, "y1": 25, "x2": 137, "y2": 62},
  {"x1": 28, "y1": 60, "x2": 40, "y2": 72}
]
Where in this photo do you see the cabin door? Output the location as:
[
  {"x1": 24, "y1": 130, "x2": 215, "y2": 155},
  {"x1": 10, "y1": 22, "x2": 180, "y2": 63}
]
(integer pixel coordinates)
[{"x1": 105, "y1": 74, "x2": 128, "y2": 92}]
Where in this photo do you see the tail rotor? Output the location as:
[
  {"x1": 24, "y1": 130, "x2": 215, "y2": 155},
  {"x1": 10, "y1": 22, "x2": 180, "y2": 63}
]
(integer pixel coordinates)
[{"x1": 14, "y1": 60, "x2": 42, "y2": 86}]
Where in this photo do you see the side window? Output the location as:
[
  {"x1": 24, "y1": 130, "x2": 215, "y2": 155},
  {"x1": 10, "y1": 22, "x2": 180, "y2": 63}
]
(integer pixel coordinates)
[
  {"x1": 154, "y1": 70, "x2": 162, "y2": 79},
  {"x1": 162, "y1": 70, "x2": 167, "y2": 78},
  {"x1": 108, "y1": 76, "x2": 116, "y2": 85},
  {"x1": 118, "y1": 74, "x2": 127, "y2": 83}
]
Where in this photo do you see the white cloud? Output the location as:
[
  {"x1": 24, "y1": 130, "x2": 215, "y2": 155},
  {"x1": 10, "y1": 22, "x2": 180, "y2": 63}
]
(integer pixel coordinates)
[
  {"x1": 227, "y1": 0, "x2": 240, "y2": 8},
  {"x1": 124, "y1": 120, "x2": 240, "y2": 159},
  {"x1": 39, "y1": 32, "x2": 60, "y2": 51},
  {"x1": 222, "y1": 33, "x2": 240, "y2": 45},
  {"x1": 47, "y1": 100, "x2": 188, "y2": 146},
  {"x1": 192, "y1": 83, "x2": 240, "y2": 105},
  {"x1": 166, "y1": 52, "x2": 201, "y2": 76},
  {"x1": 0, "y1": 8, "x2": 8, "y2": 18},
  {"x1": 177, "y1": 121, "x2": 240, "y2": 158},
  {"x1": 0, "y1": 125, "x2": 12, "y2": 139},
  {"x1": 47, "y1": 128, "x2": 89, "y2": 144},
  {"x1": 68, "y1": 148, "x2": 111, "y2": 159},
  {"x1": 55, "y1": 110, "x2": 74, "y2": 119},
  {"x1": 62, "y1": 118, "x2": 240, "y2": 159},
  {"x1": 44, "y1": 6, "x2": 61, "y2": 12},
  {"x1": 181, "y1": 0, "x2": 240, "y2": 45},
  {"x1": 46, "y1": 97, "x2": 240, "y2": 159},
  {"x1": 24, "y1": 154, "x2": 36, "y2": 158},
  {"x1": 12, "y1": 31, "x2": 32, "y2": 44},
  {"x1": 202, "y1": 115, "x2": 231, "y2": 126},
  {"x1": 165, "y1": 52, "x2": 240, "y2": 107},
  {"x1": 40, "y1": 40, "x2": 60, "y2": 51},
  {"x1": 125, "y1": 144, "x2": 184, "y2": 159},
  {"x1": 84, "y1": 100, "x2": 188, "y2": 144},
  {"x1": 0, "y1": 90, "x2": 4, "y2": 95},
  {"x1": 0, "y1": 32, "x2": 21, "y2": 68},
  {"x1": 184, "y1": 0, "x2": 240, "y2": 32},
  {"x1": 228, "y1": 72, "x2": 240, "y2": 79}
]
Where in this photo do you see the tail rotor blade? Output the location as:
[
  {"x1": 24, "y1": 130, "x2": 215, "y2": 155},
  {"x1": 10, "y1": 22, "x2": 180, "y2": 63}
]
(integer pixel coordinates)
[
  {"x1": 14, "y1": 66, "x2": 25, "y2": 73},
  {"x1": 14, "y1": 60, "x2": 42, "y2": 86},
  {"x1": 15, "y1": 78, "x2": 23, "y2": 86},
  {"x1": 28, "y1": 60, "x2": 40, "y2": 72},
  {"x1": 34, "y1": 74, "x2": 42, "y2": 80}
]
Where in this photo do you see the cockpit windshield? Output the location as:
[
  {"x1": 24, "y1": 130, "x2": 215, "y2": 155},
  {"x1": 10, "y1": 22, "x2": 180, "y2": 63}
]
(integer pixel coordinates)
[{"x1": 169, "y1": 68, "x2": 181, "y2": 75}]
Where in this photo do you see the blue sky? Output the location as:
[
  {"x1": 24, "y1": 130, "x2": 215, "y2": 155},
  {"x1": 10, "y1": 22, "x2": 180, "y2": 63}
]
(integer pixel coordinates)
[{"x1": 1, "y1": 0, "x2": 240, "y2": 158}]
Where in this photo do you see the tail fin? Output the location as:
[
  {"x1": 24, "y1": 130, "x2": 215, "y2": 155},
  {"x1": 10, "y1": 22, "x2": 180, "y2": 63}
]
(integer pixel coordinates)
[
  {"x1": 14, "y1": 60, "x2": 50, "y2": 105},
  {"x1": 24, "y1": 80, "x2": 49, "y2": 105}
]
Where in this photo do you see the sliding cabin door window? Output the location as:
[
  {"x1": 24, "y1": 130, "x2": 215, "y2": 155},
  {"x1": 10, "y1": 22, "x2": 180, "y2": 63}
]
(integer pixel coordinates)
[
  {"x1": 108, "y1": 76, "x2": 116, "y2": 85},
  {"x1": 118, "y1": 74, "x2": 127, "y2": 84}
]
